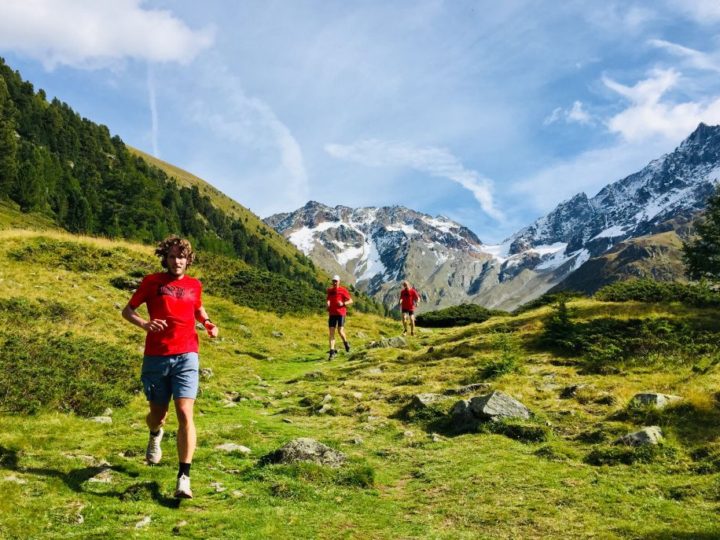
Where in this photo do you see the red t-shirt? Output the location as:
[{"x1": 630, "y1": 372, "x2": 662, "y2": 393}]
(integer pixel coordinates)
[
  {"x1": 400, "y1": 288, "x2": 420, "y2": 311},
  {"x1": 129, "y1": 272, "x2": 203, "y2": 356},
  {"x1": 327, "y1": 286, "x2": 351, "y2": 316}
]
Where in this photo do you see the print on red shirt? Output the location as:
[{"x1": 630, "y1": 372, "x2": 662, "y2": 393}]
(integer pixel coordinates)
[{"x1": 129, "y1": 272, "x2": 203, "y2": 356}]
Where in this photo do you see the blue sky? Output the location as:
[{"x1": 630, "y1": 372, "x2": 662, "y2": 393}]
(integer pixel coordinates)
[{"x1": 2, "y1": 1, "x2": 720, "y2": 242}]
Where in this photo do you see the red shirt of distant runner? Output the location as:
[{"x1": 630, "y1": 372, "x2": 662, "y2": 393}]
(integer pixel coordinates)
[
  {"x1": 129, "y1": 272, "x2": 203, "y2": 356},
  {"x1": 327, "y1": 286, "x2": 351, "y2": 316},
  {"x1": 400, "y1": 288, "x2": 420, "y2": 311}
]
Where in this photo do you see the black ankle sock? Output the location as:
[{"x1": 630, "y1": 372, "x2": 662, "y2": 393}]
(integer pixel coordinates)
[
  {"x1": 178, "y1": 463, "x2": 191, "y2": 478},
  {"x1": 150, "y1": 429, "x2": 161, "y2": 437}
]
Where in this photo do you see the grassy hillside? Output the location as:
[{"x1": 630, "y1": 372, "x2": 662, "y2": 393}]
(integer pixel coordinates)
[{"x1": 2, "y1": 225, "x2": 720, "y2": 538}]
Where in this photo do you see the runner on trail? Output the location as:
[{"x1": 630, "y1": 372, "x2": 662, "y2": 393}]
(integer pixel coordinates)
[
  {"x1": 121, "y1": 236, "x2": 218, "y2": 499},
  {"x1": 399, "y1": 280, "x2": 420, "y2": 336},
  {"x1": 326, "y1": 275, "x2": 352, "y2": 359}
]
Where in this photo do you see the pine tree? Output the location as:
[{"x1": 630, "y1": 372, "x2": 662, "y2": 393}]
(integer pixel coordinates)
[
  {"x1": 683, "y1": 184, "x2": 720, "y2": 281},
  {"x1": 0, "y1": 78, "x2": 18, "y2": 197}
]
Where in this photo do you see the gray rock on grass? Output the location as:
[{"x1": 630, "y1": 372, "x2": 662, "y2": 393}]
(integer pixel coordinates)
[
  {"x1": 449, "y1": 391, "x2": 530, "y2": 432},
  {"x1": 90, "y1": 416, "x2": 112, "y2": 424},
  {"x1": 216, "y1": 443, "x2": 251, "y2": 455},
  {"x1": 615, "y1": 426, "x2": 664, "y2": 446},
  {"x1": 408, "y1": 393, "x2": 444, "y2": 410},
  {"x1": 261, "y1": 438, "x2": 346, "y2": 468},
  {"x1": 368, "y1": 336, "x2": 407, "y2": 349},
  {"x1": 630, "y1": 393, "x2": 682, "y2": 409}
]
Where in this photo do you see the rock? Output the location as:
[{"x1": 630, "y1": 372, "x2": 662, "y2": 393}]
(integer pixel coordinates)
[
  {"x1": 469, "y1": 391, "x2": 530, "y2": 421},
  {"x1": 350, "y1": 437, "x2": 364, "y2": 445},
  {"x1": 317, "y1": 403, "x2": 333, "y2": 415},
  {"x1": 231, "y1": 490, "x2": 245, "y2": 498},
  {"x1": 368, "y1": 336, "x2": 407, "y2": 349},
  {"x1": 113, "y1": 303, "x2": 122, "y2": 310},
  {"x1": 443, "y1": 383, "x2": 491, "y2": 396},
  {"x1": 403, "y1": 430, "x2": 414, "y2": 438},
  {"x1": 90, "y1": 416, "x2": 112, "y2": 424},
  {"x1": 560, "y1": 384, "x2": 589, "y2": 399},
  {"x1": 448, "y1": 391, "x2": 530, "y2": 432},
  {"x1": 429, "y1": 433, "x2": 444, "y2": 442},
  {"x1": 408, "y1": 393, "x2": 444, "y2": 410},
  {"x1": 615, "y1": 426, "x2": 664, "y2": 446},
  {"x1": 261, "y1": 438, "x2": 346, "y2": 468},
  {"x1": 215, "y1": 443, "x2": 252, "y2": 455},
  {"x1": 210, "y1": 482, "x2": 226, "y2": 493},
  {"x1": 102, "y1": 408, "x2": 113, "y2": 417},
  {"x1": 350, "y1": 392, "x2": 363, "y2": 400},
  {"x1": 282, "y1": 418, "x2": 294, "y2": 424},
  {"x1": 135, "y1": 516, "x2": 151, "y2": 529},
  {"x1": 88, "y1": 467, "x2": 113, "y2": 483},
  {"x1": 366, "y1": 367, "x2": 383, "y2": 375},
  {"x1": 271, "y1": 331, "x2": 284, "y2": 338},
  {"x1": 630, "y1": 393, "x2": 682, "y2": 409},
  {"x1": 322, "y1": 394, "x2": 333, "y2": 404},
  {"x1": 86, "y1": 295, "x2": 97, "y2": 302},
  {"x1": 200, "y1": 368, "x2": 214, "y2": 380}
]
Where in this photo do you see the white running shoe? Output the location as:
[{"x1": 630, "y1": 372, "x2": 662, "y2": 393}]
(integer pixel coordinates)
[
  {"x1": 145, "y1": 428, "x2": 163, "y2": 464},
  {"x1": 174, "y1": 474, "x2": 193, "y2": 499}
]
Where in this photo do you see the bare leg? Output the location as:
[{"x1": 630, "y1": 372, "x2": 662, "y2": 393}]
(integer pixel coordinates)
[
  {"x1": 329, "y1": 326, "x2": 336, "y2": 351},
  {"x1": 410, "y1": 314, "x2": 416, "y2": 336},
  {"x1": 146, "y1": 402, "x2": 168, "y2": 432},
  {"x1": 175, "y1": 398, "x2": 196, "y2": 464},
  {"x1": 402, "y1": 313, "x2": 408, "y2": 334},
  {"x1": 338, "y1": 326, "x2": 348, "y2": 345}
]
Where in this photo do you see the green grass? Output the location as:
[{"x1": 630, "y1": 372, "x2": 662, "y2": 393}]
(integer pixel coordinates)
[{"x1": 2, "y1": 227, "x2": 720, "y2": 538}]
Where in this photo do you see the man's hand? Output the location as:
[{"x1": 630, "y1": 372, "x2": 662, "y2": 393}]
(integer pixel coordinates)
[
  {"x1": 204, "y1": 320, "x2": 219, "y2": 338},
  {"x1": 143, "y1": 319, "x2": 168, "y2": 333}
]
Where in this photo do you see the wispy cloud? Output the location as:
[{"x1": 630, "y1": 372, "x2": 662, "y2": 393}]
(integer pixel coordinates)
[
  {"x1": 603, "y1": 68, "x2": 720, "y2": 141},
  {"x1": 325, "y1": 140, "x2": 503, "y2": 221},
  {"x1": 147, "y1": 65, "x2": 159, "y2": 157},
  {"x1": 544, "y1": 101, "x2": 594, "y2": 126},
  {"x1": 649, "y1": 39, "x2": 720, "y2": 72},
  {"x1": 0, "y1": 0, "x2": 214, "y2": 69}
]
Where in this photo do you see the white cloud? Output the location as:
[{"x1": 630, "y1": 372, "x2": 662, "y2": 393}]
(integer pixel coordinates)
[
  {"x1": 325, "y1": 139, "x2": 503, "y2": 221},
  {"x1": 664, "y1": 0, "x2": 720, "y2": 23},
  {"x1": 545, "y1": 101, "x2": 593, "y2": 125},
  {"x1": 0, "y1": 0, "x2": 214, "y2": 69},
  {"x1": 649, "y1": 39, "x2": 720, "y2": 73},
  {"x1": 603, "y1": 68, "x2": 720, "y2": 141}
]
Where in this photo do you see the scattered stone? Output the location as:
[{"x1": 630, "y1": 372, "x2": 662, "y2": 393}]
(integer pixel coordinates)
[
  {"x1": 103, "y1": 408, "x2": 113, "y2": 417},
  {"x1": 630, "y1": 393, "x2": 682, "y2": 409},
  {"x1": 443, "y1": 383, "x2": 492, "y2": 396},
  {"x1": 350, "y1": 437, "x2": 364, "y2": 445},
  {"x1": 282, "y1": 418, "x2": 294, "y2": 424},
  {"x1": 448, "y1": 391, "x2": 530, "y2": 432},
  {"x1": 3, "y1": 474, "x2": 27, "y2": 484},
  {"x1": 86, "y1": 295, "x2": 97, "y2": 302},
  {"x1": 90, "y1": 416, "x2": 112, "y2": 424},
  {"x1": 231, "y1": 490, "x2": 245, "y2": 498},
  {"x1": 560, "y1": 384, "x2": 589, "y2": 399},
  {"x1": 222, "y1": 400, "x2": 238, "y2": 408},
  {"x1": 615, "y1": 426, "x2": 664, "y2": 446},
  {"x1": 408, "y1": 393, "x2": 444, "y2": 410},
  {"x1": 322, "y1": 394, "x2": 333, "y2": 404},
  {"x1": 271, "y1": 331, "x2": 284, "y2": 338},
  {"x1": 366, "y1": 367, "x2": 383, "y2": 375},
  {"x1": 215, "y1": 443, "x2": 252, "y2": 455},
  {"x1": 88, "y1": 467, "x2": 113, "y2": 483},
  {"x1": 261, "y1": 438, "x2": 347, "y2": 468},
  {"x1": 368, "y1": 336, "x2": 407, "y2": 349},
  {"x1": 351, "y1": 392, "x2": 363, "y2": 400},
  {"x1": 403, "y1": 431, "x2": 415, "y2": 438},
  {"x1": 135, "y1": 516, "x2": 151, "y2": 529},
  {"x1": 210, "y1": 482, "x2": 226, "y2": 493},
  {"x1": 317, "y1": 403, "x2": 333, "y2": 415},
  {"x1": 429, "y1": 433, "x2": 444, "y2": 443},
  {"x1": 113, "y1": 303, "x2": 122, "y2": 310},
  {"x1": 200, "y1": 368, "x2": 214, "y2": 380}
]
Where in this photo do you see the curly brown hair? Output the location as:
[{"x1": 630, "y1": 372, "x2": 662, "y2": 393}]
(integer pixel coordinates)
[{"x1": 155, "y1": 236, "x2": 195, "y2": 268}]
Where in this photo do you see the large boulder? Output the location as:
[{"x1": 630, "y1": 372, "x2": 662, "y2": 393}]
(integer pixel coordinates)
[
  {"x1": 615, "y1": 426, "x2": 664, "y2": 446},
  {"x1": 448, "y1": 391, "x2": 530, "y2": 433},
  {"x1": 261, "y1": 438, "x2": 346, "y2": 468},
  {"x1": 630, "y1": 393, "x2": 682, "y2": 409}
]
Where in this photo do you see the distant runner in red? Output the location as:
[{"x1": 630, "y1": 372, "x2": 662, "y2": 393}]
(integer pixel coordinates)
[
  {"x1": 121, "y1": 236, "x2": 218, "y2": 500},
  {"x1": 326, "y1": 275, "x2": 353, "y2": 359},
  {"x1": 399, "y1": 280, "x2": 420, "y2": 336}
]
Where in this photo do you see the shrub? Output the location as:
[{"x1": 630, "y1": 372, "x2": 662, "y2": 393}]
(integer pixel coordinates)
[
  {"x1": 416, "y1": 304, "x2": 504, "y2": 328},
  {"x1": 596, "y1": 278, "x2": 720, "y2": 307}
]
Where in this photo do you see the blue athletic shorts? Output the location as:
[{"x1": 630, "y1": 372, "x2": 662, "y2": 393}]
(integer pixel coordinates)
[
  {"x1": 141, "y1": 352, "x2": 199, "y2": 404},
  {"x1": 328, "y1": 315, "x2": 346, "y2": 328}
]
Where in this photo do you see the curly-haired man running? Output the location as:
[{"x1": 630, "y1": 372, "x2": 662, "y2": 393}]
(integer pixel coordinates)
[{"x1": 122, "y1": 236, "x2": 218, "y2": 499}]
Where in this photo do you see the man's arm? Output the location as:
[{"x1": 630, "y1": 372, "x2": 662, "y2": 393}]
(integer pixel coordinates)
[
  {"x1": 121, "y1": 303, "x2": 168, "y2": 333},
  {"x1": 195, "y1": 305, "x2": 219, "y2": 338}
]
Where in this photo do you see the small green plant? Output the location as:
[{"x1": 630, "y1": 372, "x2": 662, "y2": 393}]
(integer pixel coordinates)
[{"x1": 416, "y1": 304, "x2": 505, "y2": 328}]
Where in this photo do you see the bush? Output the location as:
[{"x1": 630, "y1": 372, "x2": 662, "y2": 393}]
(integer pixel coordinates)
[
  {"x1": 416, "y1": 304, "x2": 504, "y2": 328},
  {"x1": 513, "y1": 291, "x2": 586, "y2": 314},
  {"x1": 596, "y1": 278, "x2": 720, "y2": 307}
]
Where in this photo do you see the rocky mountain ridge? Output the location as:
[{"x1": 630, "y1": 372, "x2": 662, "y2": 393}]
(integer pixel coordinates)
[{"x1": 266, "y1": 123, "x2": 720, "y2": 310}]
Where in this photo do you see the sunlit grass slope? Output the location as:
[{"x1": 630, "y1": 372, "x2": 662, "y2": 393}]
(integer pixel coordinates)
[{"x1": 1, "y1": 224, "x2": 720, "y2": 538}]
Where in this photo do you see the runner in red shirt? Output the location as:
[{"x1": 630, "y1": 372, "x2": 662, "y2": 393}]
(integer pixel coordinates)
[
  {"x1": 122, "y1": 236, "x2": 218, "y2": 499},
  {"x1": 399, "y1": 280, "x2": 421, "y2": 336},
  {"x1": 326, "y1": 275, "x2": 353, "y2": 359}
]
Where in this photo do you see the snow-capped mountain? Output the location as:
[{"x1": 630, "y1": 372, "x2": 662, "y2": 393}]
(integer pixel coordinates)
[{"x1": 267, "y1": 123, "x2": 720, "y2": 310}]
